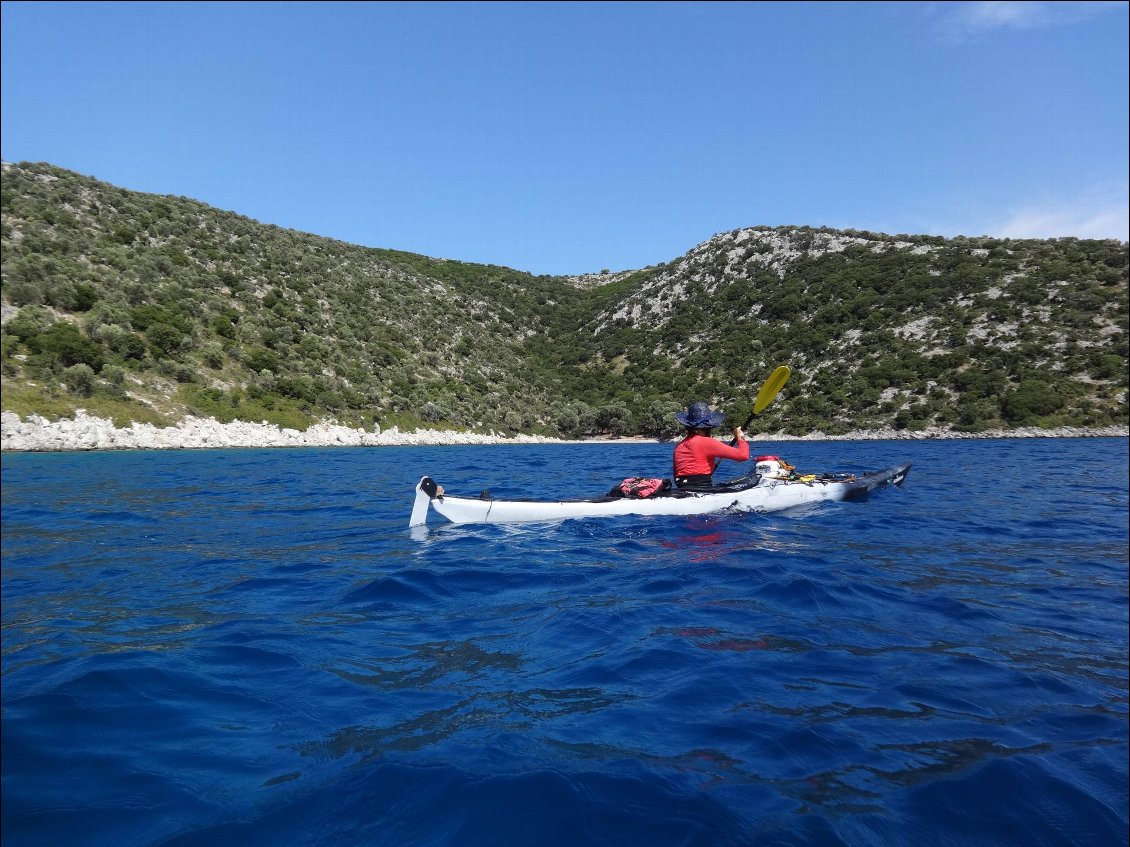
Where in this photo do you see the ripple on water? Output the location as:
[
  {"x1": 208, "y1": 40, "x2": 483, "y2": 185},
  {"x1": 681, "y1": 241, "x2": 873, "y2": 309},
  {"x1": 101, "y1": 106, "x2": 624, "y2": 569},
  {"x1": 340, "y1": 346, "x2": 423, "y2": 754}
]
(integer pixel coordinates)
[{"x1": 2, "y1": 440, "x2": 1127, "y2": 847}]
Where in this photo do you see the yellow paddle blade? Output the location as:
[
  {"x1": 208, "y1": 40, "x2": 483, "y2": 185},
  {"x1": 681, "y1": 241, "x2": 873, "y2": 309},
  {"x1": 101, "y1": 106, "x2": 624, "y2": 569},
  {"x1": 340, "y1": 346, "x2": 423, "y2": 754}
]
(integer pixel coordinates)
[{"x1": 753, "y1": 365, "x2": 792, "y2": 414}]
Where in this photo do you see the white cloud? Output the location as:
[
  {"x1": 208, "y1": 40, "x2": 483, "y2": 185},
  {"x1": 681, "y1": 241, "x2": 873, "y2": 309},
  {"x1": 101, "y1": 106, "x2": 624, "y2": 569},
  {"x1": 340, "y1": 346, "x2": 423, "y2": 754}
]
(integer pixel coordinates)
[
  {"x1": 932, "y1": 1, "x2": 1126, "y2": 39},
  {"x1": 963, "y1": 1, "x2": 1048, "y2": 31},
  {"x1": 993, "y1": 200, "x2": 1129, "y2": 241},
  {"x1": 910, "y1": 187, "x2": 1129, "y2": 243}
]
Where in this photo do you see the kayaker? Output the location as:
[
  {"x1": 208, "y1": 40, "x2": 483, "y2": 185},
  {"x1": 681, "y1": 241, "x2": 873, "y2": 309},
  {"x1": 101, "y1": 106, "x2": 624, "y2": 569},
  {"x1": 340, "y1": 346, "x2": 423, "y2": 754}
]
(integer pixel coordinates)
[{"x1": 672, "y1": 401, "x2": 749, "y2": 489}]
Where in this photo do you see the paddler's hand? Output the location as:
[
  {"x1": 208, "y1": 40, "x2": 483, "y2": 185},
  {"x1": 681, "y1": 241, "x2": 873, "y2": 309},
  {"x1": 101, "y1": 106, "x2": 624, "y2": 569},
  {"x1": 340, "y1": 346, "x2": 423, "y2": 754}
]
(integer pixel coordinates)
[{"x1": 732, "y1": 426, "x2": 745, "y2": 441}]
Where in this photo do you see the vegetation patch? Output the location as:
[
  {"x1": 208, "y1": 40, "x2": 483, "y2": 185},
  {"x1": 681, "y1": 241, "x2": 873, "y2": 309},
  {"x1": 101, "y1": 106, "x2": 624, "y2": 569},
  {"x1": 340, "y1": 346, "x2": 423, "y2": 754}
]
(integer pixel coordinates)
[{"x1": 2, "y1": 162, "x2": 1126, "y2": 437}]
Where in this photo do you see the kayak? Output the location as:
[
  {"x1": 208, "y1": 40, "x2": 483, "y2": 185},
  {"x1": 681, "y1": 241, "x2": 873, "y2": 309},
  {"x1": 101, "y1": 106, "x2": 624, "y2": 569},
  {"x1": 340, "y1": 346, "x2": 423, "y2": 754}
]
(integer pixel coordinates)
[{"x1": 408, "y1": 462, "x2": 911, "y2": 526}]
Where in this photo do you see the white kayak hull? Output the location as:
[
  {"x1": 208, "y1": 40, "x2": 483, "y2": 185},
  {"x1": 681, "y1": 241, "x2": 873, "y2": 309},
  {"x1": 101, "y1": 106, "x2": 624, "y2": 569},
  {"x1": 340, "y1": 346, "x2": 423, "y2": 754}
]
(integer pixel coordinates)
[{"x1": 409, "y1": 463, "x2": 910, "y2": 526}]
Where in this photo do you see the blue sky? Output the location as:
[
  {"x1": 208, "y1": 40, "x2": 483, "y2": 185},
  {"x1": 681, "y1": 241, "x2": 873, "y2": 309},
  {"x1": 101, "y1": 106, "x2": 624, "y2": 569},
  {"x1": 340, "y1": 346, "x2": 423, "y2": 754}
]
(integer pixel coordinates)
[{"x1": 2, "y1": 1, "x2": 1127, "y2": 275}]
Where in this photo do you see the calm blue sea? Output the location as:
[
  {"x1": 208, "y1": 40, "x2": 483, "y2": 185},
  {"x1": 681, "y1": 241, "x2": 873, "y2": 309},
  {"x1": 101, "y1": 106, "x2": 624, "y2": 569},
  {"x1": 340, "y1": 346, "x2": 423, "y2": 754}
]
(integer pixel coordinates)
[{"x1": 2, "y1": 438, "x2": 1127, "y2": 847}]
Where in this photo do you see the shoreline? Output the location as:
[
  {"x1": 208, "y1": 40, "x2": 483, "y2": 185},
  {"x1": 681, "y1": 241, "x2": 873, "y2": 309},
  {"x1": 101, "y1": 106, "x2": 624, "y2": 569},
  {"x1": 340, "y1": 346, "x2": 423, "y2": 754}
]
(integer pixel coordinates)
[{"x1": 2, "y1": 410, "x2": 1127, "y2": 453}]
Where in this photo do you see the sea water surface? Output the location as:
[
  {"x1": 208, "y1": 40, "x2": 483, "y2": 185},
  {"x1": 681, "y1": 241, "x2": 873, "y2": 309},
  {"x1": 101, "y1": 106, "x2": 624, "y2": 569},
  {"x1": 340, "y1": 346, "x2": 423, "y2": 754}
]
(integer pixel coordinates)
[{"x1": 2, "y1": 438, "x2": 1127, "y2": 847}]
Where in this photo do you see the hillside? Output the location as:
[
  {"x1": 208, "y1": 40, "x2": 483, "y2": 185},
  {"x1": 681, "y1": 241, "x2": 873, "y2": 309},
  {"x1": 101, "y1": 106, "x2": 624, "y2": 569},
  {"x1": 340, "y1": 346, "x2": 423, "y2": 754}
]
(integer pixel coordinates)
[{"x1": 2, "y1": 161, "x2": 1127, "y2": 438}]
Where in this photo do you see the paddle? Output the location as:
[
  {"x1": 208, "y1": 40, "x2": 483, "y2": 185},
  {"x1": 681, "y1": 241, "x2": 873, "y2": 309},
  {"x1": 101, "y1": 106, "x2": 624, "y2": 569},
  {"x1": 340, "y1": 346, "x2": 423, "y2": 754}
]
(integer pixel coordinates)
[
  {"x1": 740, "y1": 365, "x2": 792, "y2": 431},
  {"x1": 715, "y1": 365, "x2": 792, "y2": 468}
]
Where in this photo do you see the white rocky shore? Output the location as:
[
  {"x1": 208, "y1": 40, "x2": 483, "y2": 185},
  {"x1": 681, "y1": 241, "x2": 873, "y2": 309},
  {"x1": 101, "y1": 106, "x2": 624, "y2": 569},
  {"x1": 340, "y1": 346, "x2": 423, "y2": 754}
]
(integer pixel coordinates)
[
  {"x1": 0, "y1": 410, "x2": 564, "y2": 452},
  {"x1": 1, "y1": 410, "x2": 1126, "y2": 452}
]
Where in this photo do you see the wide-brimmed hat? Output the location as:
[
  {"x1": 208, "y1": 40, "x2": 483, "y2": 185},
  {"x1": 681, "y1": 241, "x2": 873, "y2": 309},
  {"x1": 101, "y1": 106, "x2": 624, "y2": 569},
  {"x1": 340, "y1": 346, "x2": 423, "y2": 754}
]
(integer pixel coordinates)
[{"x1": 675, "y1": 401, "x2": 724, "y2": 429}]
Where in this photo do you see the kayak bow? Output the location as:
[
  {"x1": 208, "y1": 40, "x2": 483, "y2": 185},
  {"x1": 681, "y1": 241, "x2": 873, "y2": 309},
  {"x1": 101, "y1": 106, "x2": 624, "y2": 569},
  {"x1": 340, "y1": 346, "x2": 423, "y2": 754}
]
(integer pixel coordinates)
[{"x1": 408, "y1": 463, "x2": 910, "y2": 526}]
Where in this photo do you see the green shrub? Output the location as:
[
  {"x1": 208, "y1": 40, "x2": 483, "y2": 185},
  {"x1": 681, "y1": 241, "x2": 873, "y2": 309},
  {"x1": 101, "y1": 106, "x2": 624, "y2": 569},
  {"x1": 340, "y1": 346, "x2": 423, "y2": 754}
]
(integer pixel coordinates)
[
  {"x1": 62, "y1": 363, "x2": 96, "y2": 396},
  {"x1": 1001, "y1": 380, "x2": 1064, "y2": 424},
  {"x1": 26, "y1": 323, "x2": 105, "y2": 370},
  {"x1": 145, "y1": 322, "x2": 186, "y2": 358}
]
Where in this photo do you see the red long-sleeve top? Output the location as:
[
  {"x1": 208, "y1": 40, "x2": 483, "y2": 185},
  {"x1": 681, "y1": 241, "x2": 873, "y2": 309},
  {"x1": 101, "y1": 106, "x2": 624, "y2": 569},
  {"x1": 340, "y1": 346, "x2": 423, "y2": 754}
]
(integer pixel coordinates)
[{"x1": 673, "y1": 433, "x2": 750, "y2": 477}]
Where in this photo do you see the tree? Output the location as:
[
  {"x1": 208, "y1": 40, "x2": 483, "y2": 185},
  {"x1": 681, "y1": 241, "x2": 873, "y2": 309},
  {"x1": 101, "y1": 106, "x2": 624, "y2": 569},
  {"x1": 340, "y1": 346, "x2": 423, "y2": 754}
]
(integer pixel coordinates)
[
  {"x1": 5, "y1": 306, "x2": 55, "y2": 341},
  {"x1": 26, "y1": 323, "x2": 105, "y2": 371},
  {"x1": 596, "y1": 404, "x2": 633, "y2": 436},
  {"x1": 145, "y1": 322, "x2": 185, "y2": 358},
  {"x1": 1001, "y1": 380, "x2": 1063, "y2": 424},
  {"x1": 62, "y1": 363, "x2": 96, "y2": 396},
  {"x1": 638, "y1": 400, "x2": 683, "y2": 439}
]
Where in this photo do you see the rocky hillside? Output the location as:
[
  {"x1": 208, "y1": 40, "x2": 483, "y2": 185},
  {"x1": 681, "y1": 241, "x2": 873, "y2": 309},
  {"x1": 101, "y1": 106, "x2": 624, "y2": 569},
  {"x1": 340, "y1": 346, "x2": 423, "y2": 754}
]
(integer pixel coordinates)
[
  {"x1": 540, "y1": 227, "x2": 1128, "y2": 434},
  {"x1": 2, "y1": 161, "x2": 1126, "y2": 437}
]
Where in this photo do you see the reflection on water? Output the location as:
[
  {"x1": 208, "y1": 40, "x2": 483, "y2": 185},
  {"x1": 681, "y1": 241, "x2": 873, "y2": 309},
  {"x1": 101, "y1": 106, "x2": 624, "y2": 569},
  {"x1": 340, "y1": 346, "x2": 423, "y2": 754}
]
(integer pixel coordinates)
[{"x1": 329, "y1": 641, "x2": 522, "y2": 689}]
